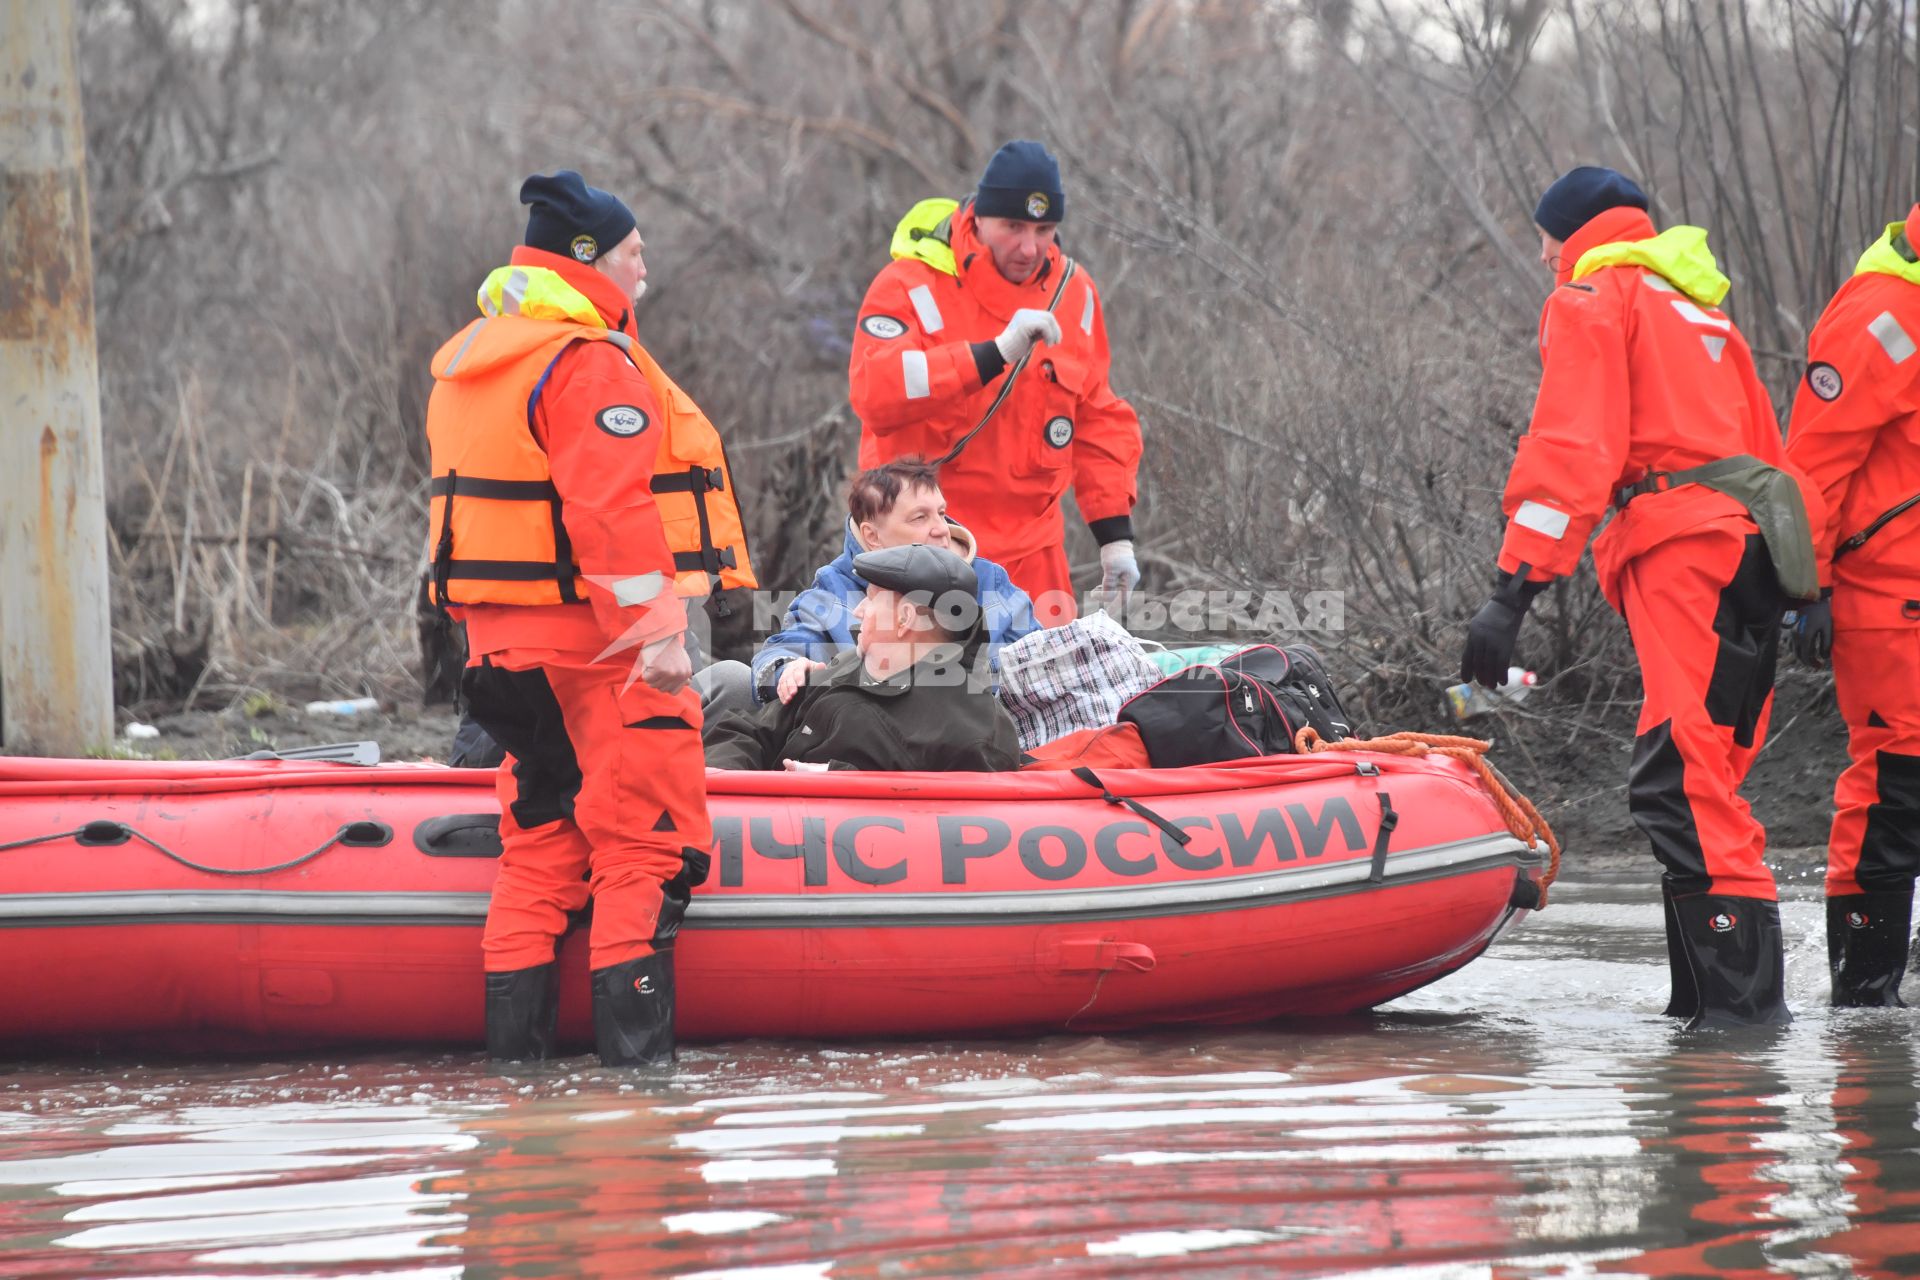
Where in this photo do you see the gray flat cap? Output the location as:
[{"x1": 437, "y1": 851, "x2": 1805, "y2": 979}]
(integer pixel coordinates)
[{"x1": 853, "y1": 544, "x2": 977, "y2": 599}]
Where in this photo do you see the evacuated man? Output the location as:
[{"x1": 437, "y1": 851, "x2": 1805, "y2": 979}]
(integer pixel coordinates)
[
  {"x1": 848, "y1": 140, "x2": 1143, "y2": 623},
  {"x1": 1784, "y1": 203, "x2": 1920, "y2": 1007},
  {"x1": 704, "y1": 545, "x2": 1023, "y2": 772},
  {"x1": 737, "y1": 456, "x2": 1038, "y2": 707},
  {"x1": 425, "y1": 170, "x2": 752, "y2": 1066},
  {"x1": 1458, "y1": 166, "x2": 1822, "y2": 1029}
]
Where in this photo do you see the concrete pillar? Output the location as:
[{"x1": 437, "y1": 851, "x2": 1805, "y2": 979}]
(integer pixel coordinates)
[{"x1": 0, "y1": 0, "x2": 114, "y2": 755}]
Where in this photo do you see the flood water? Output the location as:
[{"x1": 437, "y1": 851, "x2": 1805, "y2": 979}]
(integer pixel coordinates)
[{"x1": 2, "y1": 874, "x2": 1916, "y2": 1279}]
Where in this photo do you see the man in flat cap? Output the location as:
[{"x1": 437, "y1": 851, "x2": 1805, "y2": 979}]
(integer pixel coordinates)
[{"x1": 703, "y1": 545, "x2": 1022, "y2": 772}]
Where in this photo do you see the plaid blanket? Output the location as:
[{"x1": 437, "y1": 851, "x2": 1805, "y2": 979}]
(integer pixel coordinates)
[{"x1": 996, "y1": 610, "x2": 1161, "y2": 750}]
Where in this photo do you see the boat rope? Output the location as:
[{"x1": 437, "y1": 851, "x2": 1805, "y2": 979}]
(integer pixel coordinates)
[
  {"x1": 0, "y1": 819, "x2": 392, "y2": 876},
  {"x1": 1293, "y1": 728, "x2": 1562, "y2": 905}
]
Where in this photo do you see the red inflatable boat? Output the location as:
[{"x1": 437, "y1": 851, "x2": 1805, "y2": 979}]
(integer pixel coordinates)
[{"x1": 0, "y1": 752, "x2": 1545, "y2": 1054}]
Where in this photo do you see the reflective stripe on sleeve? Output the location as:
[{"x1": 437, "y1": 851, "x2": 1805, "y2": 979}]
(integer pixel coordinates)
[
  {"x1": 907, "y1": 285, "x2": 944, "y2": 334},
  {"x1": 1513, "y1": 500, "x2": 1572, "y2": 540},
  {"x1": 612, "y1": 572, "x2": 666, "y2": 606},
  {"x1": 1080, "y1": 288, "x2": 1095, "y2": 335},
  {"x1": 902, "y1": 349, "x2": 931, "y2": 400},
  {"x1": 1869, "y1": 311, "x2": 1917, "y2": 365}
]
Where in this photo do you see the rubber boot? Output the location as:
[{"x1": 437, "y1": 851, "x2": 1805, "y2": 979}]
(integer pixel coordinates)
[
  {"x1": 590, "y1": 949, "x2": 676, "y2": 1067},
  {"x1": 1670, "y1": 894, "x2": 1792, "y2": 1030},
  {"x1": 1828, "y1": 890, "x2": 1913, "y2": 1008},
  {"x1": 1661, "y1": 885, "x2": 1699, "y2": 1019},
  {"x1": 485, "y1": 962, "x2": 559, "y2": 1062}
]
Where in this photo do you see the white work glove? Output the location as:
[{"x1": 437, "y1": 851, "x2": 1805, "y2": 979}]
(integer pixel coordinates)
[
  {"x1": 1100, "y1": 539, "x2": 1140, "y2": 613},
  {"x1": 994, "y1": 308, "x2": 1063, "y2": 364}
]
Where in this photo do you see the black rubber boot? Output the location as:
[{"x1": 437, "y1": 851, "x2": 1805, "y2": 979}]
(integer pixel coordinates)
[
  {"x1": 1670, "y1": 894, "x2": 1792, "y2": 1030},
  {"x1": 590, "y1": 949, "x2": 676, "y2": 1067},
  {"x1": 1828, "y1": 891, "x2": 1913, "y2": 1008},
  {"x1": 1661, "y1": 886, "x2": 1699, "y2": 1019},
  {"x1": 485, "y1": 962, "x2": 559, "y2": 1062}
]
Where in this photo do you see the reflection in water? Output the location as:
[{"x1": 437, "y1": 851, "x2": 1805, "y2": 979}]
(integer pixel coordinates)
[{"x1": 0, "y1": 880, "x2": 1913, "y2": 1277}]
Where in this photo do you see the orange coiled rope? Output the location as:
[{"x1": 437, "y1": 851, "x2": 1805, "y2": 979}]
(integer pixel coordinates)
[{"x1": 1294, "y1": 727, "x2": 1562, "y2": 905}]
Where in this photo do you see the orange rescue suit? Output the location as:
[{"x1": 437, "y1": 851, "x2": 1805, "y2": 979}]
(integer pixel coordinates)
[
  {"x1": 1785, "y1": 204, "x2": 1920, "y2": 898},
  {"x1": 849, "y1": 203, "x2": 1141, "y2": 616},
  {"x1": 423, "y1": 247, "x2": 744, "y2": 973},
  {"x1": 1495, "y1": 207, "x2": 1822, "y2": 900}
]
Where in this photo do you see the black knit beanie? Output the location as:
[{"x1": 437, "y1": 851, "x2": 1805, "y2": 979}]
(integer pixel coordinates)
[
  {"x1": 1533, "y1": 166, "x2": 1648, "y2": 242},
  {"x1": 520, "y1": 170, "x2": 636, "y2": 264},
  {"x1": 974, "y1": 140, "x2": 1065, "y2": 223}
]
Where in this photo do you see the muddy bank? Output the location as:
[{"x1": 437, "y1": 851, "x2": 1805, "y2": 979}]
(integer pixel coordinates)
[{"x1": 119, "y1": 698, "x2": 464, "y2": 769}]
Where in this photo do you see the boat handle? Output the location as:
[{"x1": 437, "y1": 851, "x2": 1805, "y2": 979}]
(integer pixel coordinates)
[
  {"x1": 0, "y1": 819, "x2": 393, "y2": 874},
  {"x1": 1057, "y1": 940, "x2": 1157, "y2": 974}
]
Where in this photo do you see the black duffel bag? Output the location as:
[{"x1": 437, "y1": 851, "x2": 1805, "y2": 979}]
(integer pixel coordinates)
[{"x1": 1117, "y1": 643, "x2": 1357, "y2": 769}]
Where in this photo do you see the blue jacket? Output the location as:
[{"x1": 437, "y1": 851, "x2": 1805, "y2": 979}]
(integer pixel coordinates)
[{"x1": 750, "y1": 520, "x2": 1039, "y2": 703}]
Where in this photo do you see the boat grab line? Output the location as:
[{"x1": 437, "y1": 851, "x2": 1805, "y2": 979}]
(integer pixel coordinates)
[{"x1": 0, "y1": 834, "x2": 1535, "y2": 929}]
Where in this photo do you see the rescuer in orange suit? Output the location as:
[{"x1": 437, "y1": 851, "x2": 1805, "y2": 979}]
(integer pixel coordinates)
[
  {"x1": 1458, "y1": 167, "x2": 1824, "y2": 1029},
  {"x1": 424, "y1": 171, "x2": 754, "y2": 1066},
  {"x1": 849, "y1": 140, "x2": 1143, "y2": 624},
  {"x1": 1784, "y1": 204, "x2": 1920, "y2": 1007}
]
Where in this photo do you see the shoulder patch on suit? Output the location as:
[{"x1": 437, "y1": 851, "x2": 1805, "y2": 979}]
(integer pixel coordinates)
[
  {"x1": 595, "y1": 405, "x2": 649, "y2": 437},
  {"x1": 861, "y1": 314, "x2": 907, "y2": 340},
  {"x1": 1806, "y1": 361, "x2": 1844, "y2": 402}
]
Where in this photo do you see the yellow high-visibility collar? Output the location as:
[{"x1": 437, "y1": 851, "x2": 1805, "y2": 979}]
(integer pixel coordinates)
[
  {"x1": 1571, "y1": 225, "x2": 1731, "y2": 306},
  {"x1": 476, "y1": 265, "x2": 606, "y2": 327},
  {"x1": 889, "y1": 197, "x2": 961, "y2": 276},
  {"x1": 1854, "y1": 221, "x2": 1920, "y2": 286}
]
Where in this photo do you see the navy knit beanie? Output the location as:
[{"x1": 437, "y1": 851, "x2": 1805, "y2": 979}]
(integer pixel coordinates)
[
  {"x1": 520, "y1": 170, "x2": 636, "y2": 264},
  {"x1": 1533, "y1": 166, "x2": 1648, "y2": 242},
  {"x1": 974, "y1": 140, "x2": 1065, "y2": 223}
]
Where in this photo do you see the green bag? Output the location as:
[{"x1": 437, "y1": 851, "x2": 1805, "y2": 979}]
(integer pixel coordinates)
[{"x1": 1618, "y1": 455, "x2": 1819, "y2": 601}]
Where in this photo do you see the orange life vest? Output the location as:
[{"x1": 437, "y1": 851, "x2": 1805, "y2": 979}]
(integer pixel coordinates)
[{"x1": 425, "y1": 289, "x2": 754, "y2": 609}]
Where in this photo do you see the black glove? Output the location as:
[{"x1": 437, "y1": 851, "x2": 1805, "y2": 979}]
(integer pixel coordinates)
[
  {"x1": 1790, "y1": 589, "x2": 1834, "y2": 668},
  {"x1": 1460, "y1": 568, "x2": 1547, "y2": 689}
]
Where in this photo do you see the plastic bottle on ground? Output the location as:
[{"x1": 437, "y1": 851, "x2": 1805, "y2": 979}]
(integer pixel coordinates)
[
  {"x1": 304, "y1": 697, "x2": 381, "y2": 717},
  {"x1": 1445, "y1": 668, "x2": 1536, "y2": 721}
]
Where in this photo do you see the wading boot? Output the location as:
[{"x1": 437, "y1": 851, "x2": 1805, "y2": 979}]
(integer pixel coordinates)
[
  {"x1": 485, "y1": 962, "x2": 559, "y2": 1062},
  {"x1": 1661, "y1": 885, "x2": 1699, "y2": 1019},
  {"x1": 1828, "y1": 890, "x2": 1913, "y2": 1008},
  {"x1": 590, "y1": 949, "x2": 676, "y2": 1067},
  {"x1": 1671, "y1": 894, "x2": 1791, "y2": 1030}
]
